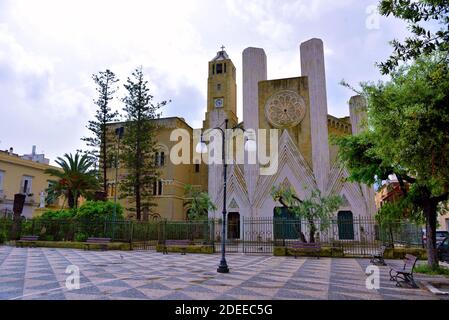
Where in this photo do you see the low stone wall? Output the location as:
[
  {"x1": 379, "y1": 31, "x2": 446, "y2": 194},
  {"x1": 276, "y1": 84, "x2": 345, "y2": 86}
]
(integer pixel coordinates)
[
  {"x1": 273, "y1": 246, "x2": 427, "y2": 259},
  {"x1": 156, "y1": 244, "x2": 215, "y2": 254},
  {"x1": 15, "y1": 241, "x2": 132, "y2": 251},
  {"x1": 273, "y1": 246, "x2": 345, "y2": 258},
  {"x1": 384, "y1": 247, "x2": 427, "y2": 260}
]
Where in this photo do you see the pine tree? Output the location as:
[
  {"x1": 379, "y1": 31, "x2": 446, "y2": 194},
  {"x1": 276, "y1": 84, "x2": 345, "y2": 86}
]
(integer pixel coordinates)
[
  {"x1": 82, "y1": 69, "x2": 120, "y2": 194},
  {"x1": 119, "y1": 67, "x2": 169, "y2": 220}
]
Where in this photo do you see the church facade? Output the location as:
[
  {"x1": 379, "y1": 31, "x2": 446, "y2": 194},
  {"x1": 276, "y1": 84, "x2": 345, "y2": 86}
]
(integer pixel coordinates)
[
  {"x1": 105, "y1": 38, "x2": 376, "y2": 233},
  {"x1": 201, "y1": 38, "x2": 376, "y2": 238}
]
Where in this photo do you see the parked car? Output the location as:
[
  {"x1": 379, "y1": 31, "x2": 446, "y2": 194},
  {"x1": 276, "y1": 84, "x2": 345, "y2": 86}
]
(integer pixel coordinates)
[
  {"x1": 422, "y1": 230, "x2": 449, "y2": 246},
  {"x1": 438, "y1": 237, "x2": 449, "y2": 263}
]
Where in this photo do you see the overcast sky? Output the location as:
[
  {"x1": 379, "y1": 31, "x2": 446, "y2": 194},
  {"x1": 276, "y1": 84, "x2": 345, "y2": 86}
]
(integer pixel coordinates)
[{"x1": 0, "y1": 0, "x2": 410, "y2": 164}]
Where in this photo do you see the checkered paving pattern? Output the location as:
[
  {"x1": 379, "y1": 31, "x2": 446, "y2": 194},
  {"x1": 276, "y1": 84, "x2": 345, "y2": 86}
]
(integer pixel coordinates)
[{"x1": 0, "y1": 246, "x2": 447, "y2": 300}]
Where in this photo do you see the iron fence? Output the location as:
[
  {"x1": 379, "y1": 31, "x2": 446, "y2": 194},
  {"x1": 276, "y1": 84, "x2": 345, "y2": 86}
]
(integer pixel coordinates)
[{"x1": 0, "y1": 216, "x2": 424, "y2": 257}]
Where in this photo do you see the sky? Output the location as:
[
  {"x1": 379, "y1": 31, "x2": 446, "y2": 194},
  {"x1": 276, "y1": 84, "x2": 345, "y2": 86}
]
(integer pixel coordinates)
[{"x1": 0, "y1": 0, "x2": 411, "y2": 164}]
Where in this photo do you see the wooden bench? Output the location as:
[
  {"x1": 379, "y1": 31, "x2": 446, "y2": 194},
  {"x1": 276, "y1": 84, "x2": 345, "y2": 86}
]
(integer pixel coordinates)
[
  {"x1": 370, "y1": 245, "x2": 387, "y2": 266},
  {"x1": 84, "y1": 237, "x2": 112, "y2": 251},
  {"x1": 17, "y1": 235, "x2": 39, "y2": 248},
  {"x1": 287, "y1": 241, "x2": 321, "y2": 259},
  {"x1": 162, "y1": 240, "x2": 191, "y2": 255},
  {"x1": 389, "y1": 254, "x2": 419, "y2": 288}
]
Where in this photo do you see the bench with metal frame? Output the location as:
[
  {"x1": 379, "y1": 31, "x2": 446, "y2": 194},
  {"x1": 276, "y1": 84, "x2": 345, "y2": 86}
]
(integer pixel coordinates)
[
  {"x1": 389, "y1": 254, "x2": 419, "y2": 288},
  {"x1": 162, "y1": 240, "x2": 191, "y2": 255},
  {"x1": 287, "y1": 241, "x2": 321, "y2": 259},
  {"x1": 370, "y1": 245, "x2": 387, "y2": 266},
  {"x1": 16, "y1": 235, "x2": 40, "y2": 248},
  {"x1": 84, "y1": 237, "x2": 112, "y2": 251}
]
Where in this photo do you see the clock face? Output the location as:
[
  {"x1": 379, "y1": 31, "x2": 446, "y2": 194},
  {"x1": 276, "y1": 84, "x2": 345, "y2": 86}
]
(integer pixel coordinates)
[{"x1": 214, "y1": 98, "x2": 224, "y2": 108}]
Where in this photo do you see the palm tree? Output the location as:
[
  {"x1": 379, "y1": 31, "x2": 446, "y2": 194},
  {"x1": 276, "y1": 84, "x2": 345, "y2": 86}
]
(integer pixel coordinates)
[
  {"x1": 45, "y1": 153, "x2": 100, "y2": 209},
  {"x1": 183, "y1": 185, "x2": 217, "y2": 220}
]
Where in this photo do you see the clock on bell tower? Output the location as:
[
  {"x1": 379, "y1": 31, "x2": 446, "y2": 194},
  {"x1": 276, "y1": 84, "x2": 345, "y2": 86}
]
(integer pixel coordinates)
[{"x1": 203, "y1": 46, "x2": 238, "y2": 129}]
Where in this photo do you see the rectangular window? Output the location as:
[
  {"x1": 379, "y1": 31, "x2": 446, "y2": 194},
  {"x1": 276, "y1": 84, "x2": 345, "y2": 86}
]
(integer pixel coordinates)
[
  {"x1": 195, "y1": 164, "x2": 200, "y2": 173},
  {"x1": 216, "y1": 63, "x2": 223, "y2": 74},
  {"x1": 21, "y1": 176, "x2": 33, "y2": 195},
  {"x1": 160, "y1": 152, "x2": 165, "y2": 166},
  {"x1": 224, "y1": 63, "x2": 227, "y2": 73},
  {"x1": 217, "y1": 84, "x2": 221, "y2": 91},
  {"x1": 23, "y1": 180, "x2": 28, "y2": 194},
  {"x1": 158, "y1": 180, "x2": 163, "y2": 195},
  {"x1": 153, "y1": 181, "x2": 157, "y2": 196},
  {"x1": 155, "y1": 152, "x2": 159, "y2": 166}
]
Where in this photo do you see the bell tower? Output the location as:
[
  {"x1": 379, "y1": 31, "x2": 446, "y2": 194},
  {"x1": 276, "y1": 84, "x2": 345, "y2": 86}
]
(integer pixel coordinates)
[{"x1": 203, "y1": 46, "x2": 238, "y2": 129}]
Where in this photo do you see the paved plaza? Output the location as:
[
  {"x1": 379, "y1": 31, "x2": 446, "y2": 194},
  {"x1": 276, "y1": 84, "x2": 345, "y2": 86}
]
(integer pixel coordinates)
[{"x1": 0, "y1": 246, "x2": 448, "y2": 300}]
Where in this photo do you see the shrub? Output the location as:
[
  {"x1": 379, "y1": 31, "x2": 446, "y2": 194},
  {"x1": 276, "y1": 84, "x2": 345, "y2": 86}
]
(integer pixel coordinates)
[
  {"x1": 40, "y1": 209, "x2": 76, "y2": 220},
  {"x1": 74, "y1": 232, "x2": 88, "y2": 242},
  {"x1": 44, "y1": 235, "x2": 54, "y2": 241},
  {"x1": 76, "y1": 201, "x2": 124, "y2": 220},
  {"x1": 0, "y1": 230, "x2": 6, "y2": 244}
]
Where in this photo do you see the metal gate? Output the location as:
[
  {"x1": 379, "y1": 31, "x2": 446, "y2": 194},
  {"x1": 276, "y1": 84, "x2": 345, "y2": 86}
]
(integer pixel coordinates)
[{"x1": 242, "y1": 217, "x2": 274, "y2": 254}]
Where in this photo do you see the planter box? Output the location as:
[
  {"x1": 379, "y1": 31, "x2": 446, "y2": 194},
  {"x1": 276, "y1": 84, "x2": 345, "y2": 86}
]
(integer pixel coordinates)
[
  {"x1": 156, "y1": 244, "x2": 214, "y2": 254},
  {"x1": 15, "y1": 240, "x2": 132, "y2": 251},
  {"x1": 273, "y1": 246, "x2": 344, "y2": 258},
  {"x1": 384, "y1": 247, "x2": 427, "y2": 260}
]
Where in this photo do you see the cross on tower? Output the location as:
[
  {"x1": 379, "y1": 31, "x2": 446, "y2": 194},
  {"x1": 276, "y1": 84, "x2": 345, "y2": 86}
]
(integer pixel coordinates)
[{"x1": 221, "y1": 45, "x2": 225, "y2": 51}]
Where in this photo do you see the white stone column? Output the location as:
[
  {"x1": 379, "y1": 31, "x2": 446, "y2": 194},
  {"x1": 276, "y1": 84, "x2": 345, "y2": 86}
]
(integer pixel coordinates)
[
  {"x1": 349, "y1": 95, "x2": 376, "y2": 217},
  {"x1": 300, "y1": 38, "x2": 330, "y2": 193},
  {"x1": 242, "y1": 47, "x2": 267, "y2": 210},
  {"x1": 349, "y1": 95, "x2": 368, "y2": 135}
]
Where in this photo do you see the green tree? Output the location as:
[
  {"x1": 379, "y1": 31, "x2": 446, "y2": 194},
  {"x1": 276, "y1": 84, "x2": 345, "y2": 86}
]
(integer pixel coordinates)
[
  {"x1": 45, "y1": 153, "x2": 100, "y2": 209},
  {"x1": 271, "y1": 185, "x2": 343, "y2": 243},
  {"x1": 76, "y1": 200, "x2": 124, "y2": 220},
  {"x1": 336, "y1": 53, "x2": 449, "y2": 269},
  {"x1": 82, "y1": 69, "x2": 120, "y2": 194},
  {"x1": 378, "y1": 0, "x2": 449, "y2": 74},
  {"x1": 119, "y1": 67, "x2": 169, "y2": 220},
  {"x1": 183, "y1": 185, "x2": 217, "y2": 220}
]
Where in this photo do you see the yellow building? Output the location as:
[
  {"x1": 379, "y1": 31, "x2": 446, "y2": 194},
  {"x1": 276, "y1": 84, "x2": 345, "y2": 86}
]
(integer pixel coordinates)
[
  {"x1": 0, "y1": 148, "x2": 62, "y2": 218},
  {"x1": 106, "y1": 117, "x2": 208, "y2": 220}
]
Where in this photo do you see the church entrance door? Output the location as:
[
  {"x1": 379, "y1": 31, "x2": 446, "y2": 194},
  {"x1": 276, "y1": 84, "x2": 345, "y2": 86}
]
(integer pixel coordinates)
[
  {"x1": 337, "y1": 211, "x2": 354, "y2": 240},
  {"x1": 228, "y1": 212, "x2": 240, "y2": 240}
]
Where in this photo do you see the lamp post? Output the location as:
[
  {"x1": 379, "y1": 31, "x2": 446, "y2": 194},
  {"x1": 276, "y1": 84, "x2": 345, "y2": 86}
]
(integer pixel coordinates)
[
  {"x1": 112, "y1": 126, "x2": 124, "y2": 240},
  {"x1": 196, "y1": 119, "x2": 256, "y2": 273}
]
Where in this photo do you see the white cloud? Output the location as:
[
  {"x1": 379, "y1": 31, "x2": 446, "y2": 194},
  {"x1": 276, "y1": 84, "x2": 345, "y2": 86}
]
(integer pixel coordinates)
[{"x1": 0, "y1": 0, "x2": 411, "y2": 162}]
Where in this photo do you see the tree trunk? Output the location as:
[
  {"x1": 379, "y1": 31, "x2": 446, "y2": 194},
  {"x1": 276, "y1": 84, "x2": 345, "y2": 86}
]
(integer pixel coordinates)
[
  {"x1": 102, "y1": 126, "x2": 108, "y2": 194},
  {"x1": 135, "y1": 184, "x2": 141, "y2": 221},
  {"x1": 308, "y1": 218, "x2": 316, "y2": 243},
  {"x1": 389, "y1": 226, "x2": 395, "y2": 249},
  {"x1": 424, "y1": 201, "x2": 439, "y2": 269},
  {"x1": 68, "y1": 192, "x2": 75, "y2": 209}
]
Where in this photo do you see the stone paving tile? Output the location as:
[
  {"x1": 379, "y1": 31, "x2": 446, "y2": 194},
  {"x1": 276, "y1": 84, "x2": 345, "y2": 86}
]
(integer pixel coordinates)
[{"x1": 1, "y1": 246, "x2": 449, "y2": 300}]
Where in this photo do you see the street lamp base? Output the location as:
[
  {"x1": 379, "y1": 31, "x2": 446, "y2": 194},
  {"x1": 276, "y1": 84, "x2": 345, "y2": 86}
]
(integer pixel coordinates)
[{"x1": 217, "y1": 265, "x2": 229, "y2": 273}]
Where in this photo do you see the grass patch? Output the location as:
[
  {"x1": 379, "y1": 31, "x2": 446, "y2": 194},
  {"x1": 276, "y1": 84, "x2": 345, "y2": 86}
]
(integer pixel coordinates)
[{"x1": 414, "y1": 264, "x2": 449, "y2": 278}]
